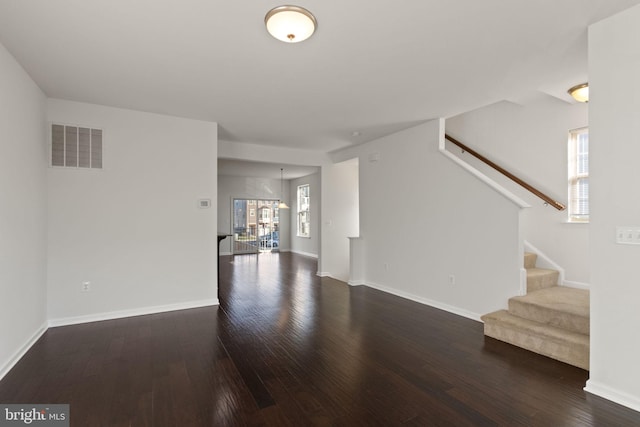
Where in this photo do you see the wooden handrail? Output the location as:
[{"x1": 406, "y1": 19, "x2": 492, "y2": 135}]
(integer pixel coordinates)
[{"x1": 444, "y1": 134, "x2": 566, "y2": 211}]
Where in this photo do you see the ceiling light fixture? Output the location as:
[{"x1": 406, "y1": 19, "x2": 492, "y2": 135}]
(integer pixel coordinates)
[
  {"x1": 568, "y1": 83, "x2": 589, "y2": 103},
  {"x1": 278, "y1": 168, "x2": 290, "y2": 209},
  {"x1": 265, "y1": 5, "x2": 317, "y2": 43}
]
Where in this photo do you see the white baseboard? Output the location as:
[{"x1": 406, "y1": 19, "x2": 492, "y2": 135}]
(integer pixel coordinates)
[
  {"x1": 585, "y1": 379, "x2": 640, "y2": 413},
  {"x1": 48, "y1": 299, "x2": 219, "y2": 327},
  {"x1": 1, "y1": 300, "x2": 220, "y2": 381},
  {"x1": 562, "y1": 280, "x2": 590, "y2": 290},
  {"x1": 524, "y1": 241, "x2": 591, "y2": 289},
  {"x1": 0, "y1": 321, "x2": 48, "y2": 382},
  {"x1": 317, "y1": 272, "x2": 352, "y2": 284},
  {"x1": 220, "y1": 251, "x2": 232, "y2": 256},
  {"x1": 365, "y1": 281, "x2": 482, "y2": 322},
  {"x1": 524, "y1": 240, "x2": 566, "y2": 284},
  {"x1": 348, "y1": 279, "x2": 365, "y2": 286},
  {"x1": 290, "y1": 250, "x2": 318, "y2": 259}
]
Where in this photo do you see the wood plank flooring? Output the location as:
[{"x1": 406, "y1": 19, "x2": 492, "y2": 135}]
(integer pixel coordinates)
[{"x1": 1, "y1": 252, "x2": 640, "y2": 426}]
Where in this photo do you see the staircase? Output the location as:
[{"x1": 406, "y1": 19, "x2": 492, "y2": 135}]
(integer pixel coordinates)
[{"x1": 481, "y1": 252, "x2": 590, "y2": 370}]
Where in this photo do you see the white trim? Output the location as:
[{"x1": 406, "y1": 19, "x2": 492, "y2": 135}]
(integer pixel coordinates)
[
  {"x1": 520, "y1": 268, "x2": 528, "y2": 296},
  {"x1": 524, "y1": 240, "x2": 565, "y2": 283},
  {"x1": 438, "y1": 126, "x2": 530, "y2": 210},
  {"x1": 562, "y1": 280, "x2": 590, "y2": 290},
  {"x1": 48, "y1": 299, "x2": 219, "y2": 327},
  {"x1": 365, "y1": 280, "x2": 482, "y2": 322},
  {"x1": 524, "y1": 241, "x2": 590, "y2": 288},
  {"x1": 316, "y1": 271, "x2": 331, "y2": 277},
  {"x1": 220, "y1": 251, "x2": 233, "y2": 256},
  {"x1": 0, "y1": 322, "x2": 48, "y2": 382},
  {"x1": 290, "y1": 249, "x2": 318, "y2": 259},
  {"x1": 348, "y1": 279, "x2": 365, "y2": 286},
  {"x1": 584, "y1": 380, "x2": 640, "y2": 413}
]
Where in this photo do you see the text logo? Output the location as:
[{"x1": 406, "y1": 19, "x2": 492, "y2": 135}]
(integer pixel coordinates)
[{"x1": 0, "y1": 405, "x2": 69, "y2": 426}]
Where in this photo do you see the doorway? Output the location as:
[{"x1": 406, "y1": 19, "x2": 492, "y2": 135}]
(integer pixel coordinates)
[{"x1": 232, "y1": 199, "x2": 280, "y2": 254}]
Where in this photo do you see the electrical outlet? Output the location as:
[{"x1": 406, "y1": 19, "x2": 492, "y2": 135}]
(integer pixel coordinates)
[{"x1": 81, "y1": 281, "x2": 91, "y2": 292}]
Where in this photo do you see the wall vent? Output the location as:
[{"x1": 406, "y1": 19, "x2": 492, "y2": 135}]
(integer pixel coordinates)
[{"x1": 51, "y1": 124, "x2": 102, "y2": 169}]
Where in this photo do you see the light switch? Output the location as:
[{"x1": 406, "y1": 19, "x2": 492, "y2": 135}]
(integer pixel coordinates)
[{"x1": 616, "y1": 226, "x2": 640, "y2": 245}]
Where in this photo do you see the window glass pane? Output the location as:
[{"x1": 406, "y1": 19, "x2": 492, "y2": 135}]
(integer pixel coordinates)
[
  {"x1": 568, "y1": 128, "x2": 589, "y2": 222},
  {"x1": 577, "y1": 133, "x2": 588, "y2": 175},
  {"x1": 297, "y1": 184, "x2": 310, "y2": 237},
  {"x1": 576, "y1": 178, "x2": 589, "y2": 215}
]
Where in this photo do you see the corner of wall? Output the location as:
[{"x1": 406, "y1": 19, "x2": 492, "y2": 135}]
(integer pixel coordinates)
[{"x1": 584, "y1": 380, "x2": 640, "y2": 414}]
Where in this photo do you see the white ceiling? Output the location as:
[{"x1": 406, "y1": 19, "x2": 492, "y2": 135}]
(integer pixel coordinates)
[{"x1": 1, "y1": 0, "x2": 638, "y2": 156}]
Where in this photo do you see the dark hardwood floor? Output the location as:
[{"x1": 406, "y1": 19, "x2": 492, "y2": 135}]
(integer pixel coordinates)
[{"x1": 1, "y1": 252, "x2": 639, "y2": 426}]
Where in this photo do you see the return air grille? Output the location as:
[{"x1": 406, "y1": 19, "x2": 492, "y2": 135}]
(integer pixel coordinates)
[{"x1": 51, "y1": 124, "x2": 102, "y2": 169}]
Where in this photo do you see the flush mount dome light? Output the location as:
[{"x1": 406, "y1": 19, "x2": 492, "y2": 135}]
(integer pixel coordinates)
[
  {"x1": 265, "y1": 5, "x2": 317, "y2": 43},
  {"x1": 568, "y1": 83, "x2": 589, "y2": 103}
]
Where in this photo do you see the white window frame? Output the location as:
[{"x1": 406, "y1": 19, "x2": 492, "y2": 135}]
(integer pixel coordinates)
[
  {"x1": 568, "y1": 127, "x2": 589, "y2": 223},
  {"x1": 297, "y1": 184, "x2": 310, "y2": 238}
]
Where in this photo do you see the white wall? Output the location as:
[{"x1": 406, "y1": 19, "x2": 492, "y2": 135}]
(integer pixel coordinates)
[
  {"x1": 217, "y1": 175, "x2": 291, "y2": 254},
  {"x1": 446, "y1": 97, "x2": 589, "y2": 286},
  {"x1": 331, "y1": 120, "x2": 521, "y2": 319},
  {"x1": 586, "y1": 4, "x2": 640, "y2": 412},
  {"x1": 0, "y1": 43, "x2": 48, "y2": 378},
  {"x1": 47, "y1": 99, "x2": 218, "y2": 323},
  {"x1": 319, "y1": 160, "x2": 359, "y2": 281},
  {"x1": 290, "y1": 172, "x2": 320, "y2": 258}
]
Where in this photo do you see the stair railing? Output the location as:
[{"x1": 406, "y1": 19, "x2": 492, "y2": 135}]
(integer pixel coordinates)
[{"x1": 444, "y1": 134, "x2": 566, "y2": 211}]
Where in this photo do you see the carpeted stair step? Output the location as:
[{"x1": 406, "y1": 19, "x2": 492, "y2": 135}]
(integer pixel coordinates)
[
  {"x1": 481, "y1": 310, "x2": 589, "y2": 370},
  {"x1": 526, "y1": 268, "x2": 559, "y2": 292},
  {"x1": 524, "y1": 252, "x2": 537, "y2": 269},
  {"x1": 509, "y1": 286, "x2": 589, "y2": 335}
]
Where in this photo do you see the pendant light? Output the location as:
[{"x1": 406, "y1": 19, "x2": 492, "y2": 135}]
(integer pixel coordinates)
[{"x1": 278, "y1": 168, "x2": 290, "y2": 209}]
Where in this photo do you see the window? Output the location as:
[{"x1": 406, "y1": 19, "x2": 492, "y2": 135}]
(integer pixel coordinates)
[
  {"x1": 259, "y1": 206, "x2": 271, "y2": 221},
  {"x1": 568, "y1": 127, "x2": 589, "y2": 222},
  {"x1": 297, "y1": 184, "x2": 310, "y2": 237},
  {"x1": 51, "y1": 124, "x2": 102, "y2": 169}
]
